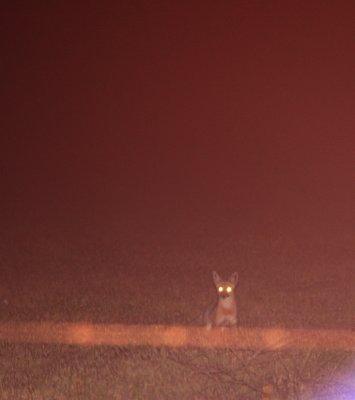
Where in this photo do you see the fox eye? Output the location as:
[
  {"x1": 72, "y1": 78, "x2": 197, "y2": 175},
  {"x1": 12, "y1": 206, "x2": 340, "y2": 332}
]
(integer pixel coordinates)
[
  {"x1": 226, "y1": 286, "x2": 232, "y2": 293},
  {"x1": 218, "y1": 286, "x2": 223, "y2": 292}
]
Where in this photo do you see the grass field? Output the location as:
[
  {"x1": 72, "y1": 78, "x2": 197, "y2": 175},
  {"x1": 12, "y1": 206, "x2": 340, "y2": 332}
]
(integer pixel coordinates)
[{"x1": 0, "y1": 223, "x2": 354, "y2": 399}]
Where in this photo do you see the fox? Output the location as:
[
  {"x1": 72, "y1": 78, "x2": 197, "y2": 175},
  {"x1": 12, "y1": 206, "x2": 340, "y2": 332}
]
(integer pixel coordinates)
[{"x1": 203, "y1": 271, "x2": 239, "y2": 329}]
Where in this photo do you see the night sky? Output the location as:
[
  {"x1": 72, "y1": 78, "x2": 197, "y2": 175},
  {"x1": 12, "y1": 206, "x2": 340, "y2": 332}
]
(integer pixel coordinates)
[{"x1": 2, "y1": 2, "x2": 354, "y2": 238}]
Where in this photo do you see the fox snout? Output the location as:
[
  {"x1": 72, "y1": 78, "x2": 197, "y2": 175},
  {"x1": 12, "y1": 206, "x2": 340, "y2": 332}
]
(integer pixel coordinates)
[{"x1": 219, "y1": 292, "x2": 231, "y2": 299}]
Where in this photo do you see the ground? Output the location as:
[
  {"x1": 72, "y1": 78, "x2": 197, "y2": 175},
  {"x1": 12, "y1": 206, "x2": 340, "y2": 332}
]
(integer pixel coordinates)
[{"x1": 0, "y1": 222, "x2": 354, "y2": 399}]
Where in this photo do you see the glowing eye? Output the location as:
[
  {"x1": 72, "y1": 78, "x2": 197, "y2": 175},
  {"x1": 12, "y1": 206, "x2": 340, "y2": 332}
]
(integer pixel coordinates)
[
  {"x1": 218, "y1": 286, "x2": 223, "y2": 292},
  {"x1": 226, "y1": 286, "x2": 232, "y2": 293}
]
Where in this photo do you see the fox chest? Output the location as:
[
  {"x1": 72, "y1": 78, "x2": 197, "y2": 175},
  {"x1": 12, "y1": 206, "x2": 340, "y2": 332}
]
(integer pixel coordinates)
[{"x1": 215, "y1": 301, "x2": 237, "y2": 326}]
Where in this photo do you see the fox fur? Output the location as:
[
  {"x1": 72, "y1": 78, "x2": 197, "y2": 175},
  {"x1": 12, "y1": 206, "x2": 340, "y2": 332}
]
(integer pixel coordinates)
[{"x1": 203, "y1": 271, "x2": 239, "y2": 329}]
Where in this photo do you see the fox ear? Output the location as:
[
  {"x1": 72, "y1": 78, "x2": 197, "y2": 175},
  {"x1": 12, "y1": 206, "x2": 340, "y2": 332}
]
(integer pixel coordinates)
[
  {"x1": 229, "y1": 272, "x2": 239, "y2": 286},
  {"x1": 212, "y1": 271, "x2": 222, "y2": 286}
]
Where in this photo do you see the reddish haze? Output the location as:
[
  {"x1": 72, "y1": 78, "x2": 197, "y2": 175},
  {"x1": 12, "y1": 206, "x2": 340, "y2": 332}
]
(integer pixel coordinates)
[{"x1": 2, "y1": 2, "x2": 354, "y2": 236}]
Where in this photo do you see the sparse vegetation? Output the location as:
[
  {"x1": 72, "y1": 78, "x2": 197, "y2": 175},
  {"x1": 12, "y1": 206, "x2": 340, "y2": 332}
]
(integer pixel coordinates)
[
  {"x1": 0, "y1": 343, "x2": 353, "y2": 399},
  {"x1": 0, "y1": 227, "x2": 354, "y2": 398}
]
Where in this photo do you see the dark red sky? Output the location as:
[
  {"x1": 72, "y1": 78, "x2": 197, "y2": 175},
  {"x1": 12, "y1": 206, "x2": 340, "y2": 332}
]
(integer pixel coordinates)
[{"x1": 2, "y1": 1, "x2": 354, "y2": 234}]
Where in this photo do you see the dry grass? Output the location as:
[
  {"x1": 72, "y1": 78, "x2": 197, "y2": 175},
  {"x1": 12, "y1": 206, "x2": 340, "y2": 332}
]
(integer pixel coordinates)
[
  {"x1": 0, "y1": 343, "x2": 353, "y2": 399},
  {"x1": 0, "y1": 322, "x2": 354, "y2": 351},
  {"x1": 0, "y1": 228, "x2": 354, "y2": 398}
]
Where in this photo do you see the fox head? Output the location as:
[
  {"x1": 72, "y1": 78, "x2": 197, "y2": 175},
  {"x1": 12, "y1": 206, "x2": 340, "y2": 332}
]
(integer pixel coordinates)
[{"x1": 212, "y1": 271, "x2": 238, "y2": 299}]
